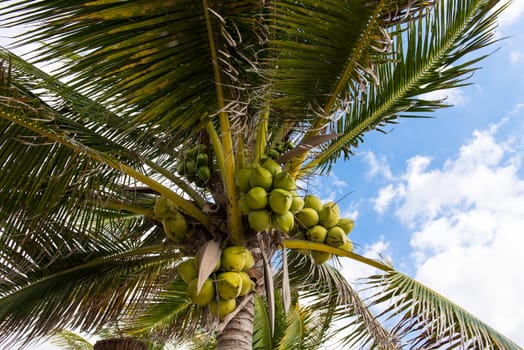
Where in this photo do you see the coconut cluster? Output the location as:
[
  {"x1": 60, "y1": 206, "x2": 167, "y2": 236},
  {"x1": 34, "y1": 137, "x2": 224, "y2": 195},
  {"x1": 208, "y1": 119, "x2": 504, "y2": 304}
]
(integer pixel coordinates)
[
  {"x1": 178, "y1": 246, "x2": 256, "y2": 320},
  {"x1": 176, "y1": 144, "x2": 212, "y2": 188},
  {"x1": 235, "y1": 158, "x2": 303, "y2": 233},
  {"x1": 154, "y1": 195, "x2": 190, "y2": 242},
  {"x1": 265, "y1": 140, "x2": 293, "y2": 160},
  {"x1": 295, "y1": 194, "x2": 354, "y2": 264}
]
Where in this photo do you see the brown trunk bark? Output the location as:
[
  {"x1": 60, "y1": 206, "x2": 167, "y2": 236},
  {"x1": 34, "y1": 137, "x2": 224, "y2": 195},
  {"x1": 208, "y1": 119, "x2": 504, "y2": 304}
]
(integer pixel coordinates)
[
  {"x1": 216, "y1": 295, "x2": 254, "y2": 350},
  {"x1": 93, "y1": 338, "x2": 148, "y2": 350}
]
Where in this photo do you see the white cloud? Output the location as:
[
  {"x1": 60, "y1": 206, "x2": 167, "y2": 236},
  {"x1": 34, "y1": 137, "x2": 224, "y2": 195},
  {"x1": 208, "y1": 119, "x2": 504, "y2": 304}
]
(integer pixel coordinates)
[
  {"x1": 372, "y1": 183, "x2": 405, "y2": 214},
  {"x1": 362, "y1": 151, "x2": 393, "y2": 180},
  {"x1": 376, "y1": 122, "x2": 524, "y2": 346},
  {"x1": 420, "y1": 87, "x2": 468, "y2": 106},
  {"x1": 497, "y1": 0, "x2": 524, "y2": 29},
  {"x1": 510, "y1": 50, "x2": 523, "y2": 64}
]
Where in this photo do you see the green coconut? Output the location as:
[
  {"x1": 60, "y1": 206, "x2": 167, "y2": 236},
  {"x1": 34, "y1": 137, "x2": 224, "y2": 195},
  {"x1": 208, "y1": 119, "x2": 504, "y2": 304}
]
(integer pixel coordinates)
[
  {"x1": 209, "y1": 298, "x2": 237, "y2": 320},
  {"x1": 296, "y1": 208, "x2": 319, "y2": 228},
  {"x1": 187, "y1": 278, "x2": 215, "y2": 306},
  {"x1": 319, "y1": 201, "x2": 340, "y2": 229},
  {"x1": 162, "y1": 215, "x2": 188, "y2": 242},
  {"x1": 216, "y1": 272, "x2": 243, "y2": 300},
  {"x1": 243, "y1": 249, "x2": 255, "y2": 270},
  {"x1": 177, "y1": 258, "x2": 198, "y2": 284},
  {"x1": 303, "y1": 194, "x2": 323, "y2": 213},
  {"x1": 221, "y1": 246, "x2": 250, "y2": 272},
  {"x1": 235, "y1": 168, "x2": 253, "y2": 193},
  {"x1": 325, "y1": 226, "x2": 346, "y2": 247},
  {"x1": 272, "y1": 172, "x2": 296, "y2": 191},
  {"x1": 338, "y1": 239, "x2": 354, "y2": 253},
  {"x1": 249, "y1": 166, "x2": 273, "y2": 190},
  {"x1": 238, "y1": 195, "x2": 250, "y2": 215},
  {"x1": 337, "y1": 218, "x2": 354, "y2": 234},
  {"x1": 245, "y1": 186, "x2": 269, "y2": 210},
  {"x1": 248, "y1": 209, "x2": 272, "y2": 232},
  {"x1": 197, "y1": 166, "x2": 211, "y2": 181},
  {"x1": 311, "y1": 251, "x2": 332, "y2": 264},
  {"x1": 185, "y1": 159, "x2": 197, "y2": 174},
  {"x1": 306, "y1": 225, "x2": 328, "y2": 243},
  {"x1": 275, "y1": 210, "x2": 294, "y2": 233},
  {"x1": 154, "y1": 195, "x2": 176, "y2": 218},
  {"x1": 289, "y1": 194, "x2": 305, "y2": 214},
  {"x1": 196, "y1": 153, "x2": 208, "y2": 167},
  {"x1": 266, "y1": 148, "x2": 281, "y2": 159},
  {"x1": 238, "y1": 271, "x2": 255, "y2": 296},
  {"x1": 269, "y1": 189, "x2": 293, "y2": 214},
  {"x1": 261, "y1": 157, "x2": 282, "y2": 176}
]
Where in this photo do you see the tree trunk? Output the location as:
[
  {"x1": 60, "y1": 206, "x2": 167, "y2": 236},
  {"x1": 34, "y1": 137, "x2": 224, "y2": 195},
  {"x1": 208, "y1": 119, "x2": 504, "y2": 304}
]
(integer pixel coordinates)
[
  {"x1": 216, "y1": 295, "x2": 254, "y2": 349},
  {"x1": 93, "y1": 338, "x2": 148, "y2": 350}
]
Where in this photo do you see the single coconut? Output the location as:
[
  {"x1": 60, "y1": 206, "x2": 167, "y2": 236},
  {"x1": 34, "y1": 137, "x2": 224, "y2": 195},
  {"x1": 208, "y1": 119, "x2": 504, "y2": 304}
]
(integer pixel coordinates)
[
  {"x1": 216, "y1": 272, "x2": 243, "y2": 300},
  {"x1": 336, "y1": 218, "x2": 354, "y2": 234},
  {"x1": 275, "y1": 210, "x2": 294, "y2": 233},
  {"x1": 248, "y1": 209, "x2": 272, "y2": 232},
  {"x1": 272, "y1": 172, "x2": 296, "y2": 191},
  {"x1": 238, "y1": 271, "x2": 255, "y2": 296},
  {"x1": 319, "y1": 201, "x2": 340, "y2": 228},
  {"x1": 296, "y1": 208, "x2": 319, "y2": 228},
  {"x1": 197, "y1": 166, "x2": 211, "y2": 181},
  {"x1": 209, "y1": 298, "x2": 236, "y2": 320},
  {"x1": 306, "y1": 225, "x2": 328, "y2": 243},
  {"x1": 154, "y1": 195, "x2": 176, "y2": 218},
  {"x1": 163, "y1": 215, "x2": 188, "y2": 242},
  {"x1": 303, "y1": 194, "x2": 323, "y2": 213},
  {"x1": 235, "y1": 168, "x2": 252, "y2": 193},
  {"x1": 311, "y1": 251, "x2": 332, "y2": 264},
  {"x1": 245, "y1": 186, "x2": 269, "y2": 210},
  {"x1": 338, "y1": 239, "x2": 353, "y2": 253},
  {"x1": 177, "y1": 258, "x2": 198, "y2": 284},
  {"x1": 249, "y1": 166, "x2": 273, "y2": 190},
  {"x1": 269, "y1": 189, "x2": 293, "y2": 214},
  {"x1": 221, "y1": 246, "x2": 249, "y2": 272},
  {"x1": 262, "y1": 157, "x2": 282, "y2": 176},
  {"x1": 187, "y1": 278, "x2": 215, "y2": 306},
  {"x1": 196, "y1": 153, "x2": 208, "y2": 167},
  {"x1": 243, "y1": 249, "x2": 255, "y2": 270},
  {"x1": 289, "y1": 194, "x2": 305, "y2": 214},
  {"x1": 325, "y1": 226, "x2": 346, "y2": 247}
]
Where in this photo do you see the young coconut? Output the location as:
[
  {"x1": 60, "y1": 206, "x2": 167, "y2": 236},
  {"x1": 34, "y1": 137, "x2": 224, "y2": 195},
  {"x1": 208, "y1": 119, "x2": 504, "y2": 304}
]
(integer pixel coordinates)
[
  {"x1": 245, "y1": 186, "x2": 269, "y2": 210},
  {"x1": 177, "y1": 258, "x2": 198, "y2": 284},
  {"x1": 269, "y1": 189, "x2": 293, "y2": 214},
  {"x1": 209, "y1": 298, "x2": 237, "y2": 320},
  {"x1": 238, "y1": 271, "x2": 255, "y2": 296},
  {"x1": 275, "y1": 210, "x2": 295, "y2": 233},
  {"x1": 261, "y1": 157, "x2": 282, "y2": 176},
  {"x1": 296, "y1": 207, "x2": 319, "y2": 228},
  {"x1": 337, "y1": 218, "x2": 354, "y2": 234},
  {"x1": 187, "y1": 278, "x2": 215, "y2": 306},
  {"x1": 216, "y1": 272, "x2": 243, "y2": 300},
  {"x1": 249, "y1": 166, "x2": 273, "y2": 190},
  {"x1": 248, "y1": 209, "x2": 272, "y2": 232},
  {"x1": 235, "y1": 168, "x2": 253, "y2": 193},
  {"x1": 289, "y1": 193, "x2": 305, "y2": 214},
  {"x1": 154, "y1": 195, "x2": 177, "y2": 218},
  {"x1": 303, "y1": 194, "x2": 323, "y2": 213},
  {"x1": 319, "y1": 201, "x2": 340, "y2": 229},
  {"x1": 306, "y1": 225, "x2": 328, "y2": 243},
  {"x1": 272, "y1": 172, "x2": 296, "y2": 191},
  {"x1": 311, "y1": 251, "x2": 332, "y2": 264},
  {"x1": 325, "y1": 226, "x2": 346, "y2": 247},
  {"x1": 221, "y1": 246, "x2": 250, "y2": 272}
]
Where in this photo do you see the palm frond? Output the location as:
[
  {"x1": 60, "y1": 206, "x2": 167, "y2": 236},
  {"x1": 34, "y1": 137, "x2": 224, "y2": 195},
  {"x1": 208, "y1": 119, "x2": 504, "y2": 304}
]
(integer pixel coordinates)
[
  {"x1": 50, "y1": 330, "x2": 93, "y2": 350},
  {"x1": 0, "y1": 226, "x2": 182, "y2": 347},
  {"x1": 364, "y1": 270, "x2": 522, "y2": 349},
  {"x1": 302, "y1": 0, "x2": 508, "y2": 173}
]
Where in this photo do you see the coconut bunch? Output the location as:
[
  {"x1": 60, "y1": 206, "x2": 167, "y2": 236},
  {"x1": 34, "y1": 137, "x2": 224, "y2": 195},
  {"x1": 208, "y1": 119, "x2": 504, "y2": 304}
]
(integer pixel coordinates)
[
  {"x1": 265, "y1": 140, "x2": 293, "y2": 160},
  {"x1": 235, "y1": 158, "x2": 304, "y2": 234},
  {"x1": 176, "y1": 144, "x2": 212, "y2": 188},
  {"x1": 177, "y1": 246, "x2": 256, "y2": 320},
  {"x1": 295, "y1": 195, "x2": 354, "y2": 264},
  {"x1": 154, "y1": 195, "x2": 190, "y2": 243}
]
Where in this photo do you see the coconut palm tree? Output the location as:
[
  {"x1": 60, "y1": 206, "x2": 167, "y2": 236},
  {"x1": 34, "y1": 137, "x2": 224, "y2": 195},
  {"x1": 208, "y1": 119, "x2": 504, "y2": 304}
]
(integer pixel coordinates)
[{"x1": 0, "y1": 0, "x2": 521, "y2": 349}]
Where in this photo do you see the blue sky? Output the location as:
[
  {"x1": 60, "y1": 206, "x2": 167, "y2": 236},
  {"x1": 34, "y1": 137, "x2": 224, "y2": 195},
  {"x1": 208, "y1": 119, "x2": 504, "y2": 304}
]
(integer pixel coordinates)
[
  {"x1": 2, "y1": 1, "x2": 524, "y2": 348},
  {"x1": 315, "y1": 1, "x2": 524, "y2": 346}
]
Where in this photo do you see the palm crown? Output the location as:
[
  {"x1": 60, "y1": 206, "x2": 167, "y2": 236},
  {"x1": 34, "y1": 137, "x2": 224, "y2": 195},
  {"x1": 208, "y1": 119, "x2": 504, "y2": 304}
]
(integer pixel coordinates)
[{"x1": 0, "y1": 0, "x2": 521, "y2": 349}]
